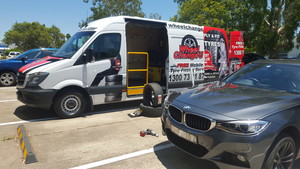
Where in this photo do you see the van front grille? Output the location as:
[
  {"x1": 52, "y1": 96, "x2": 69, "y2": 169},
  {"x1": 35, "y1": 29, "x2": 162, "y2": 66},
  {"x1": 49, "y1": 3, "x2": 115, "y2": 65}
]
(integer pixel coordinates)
[{"x1": 17, "y1": 72, "x2": 26, "y2": 86}]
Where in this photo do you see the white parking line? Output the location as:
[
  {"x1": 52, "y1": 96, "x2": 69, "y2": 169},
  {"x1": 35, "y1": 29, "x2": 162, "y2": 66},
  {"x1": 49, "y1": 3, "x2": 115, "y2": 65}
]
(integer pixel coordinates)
[
  {"x1": 0, "y1": 87, "x2": 16, "y2": 90},
  {"x1": 0, "y1": 99, "x2": 18, "y2": 103},
  {"x1": 0, "y1": 117, "x2": 57, "y2": 126},
  {"x1": 69, "y1": 143, "x2": 174, "y2": 169}
]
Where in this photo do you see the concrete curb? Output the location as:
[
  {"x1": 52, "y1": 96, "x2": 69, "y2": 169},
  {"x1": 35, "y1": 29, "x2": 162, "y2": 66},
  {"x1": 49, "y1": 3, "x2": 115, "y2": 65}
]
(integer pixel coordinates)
[{"x1": 17, "y1": 124, "x2": 37, "y2": 164}]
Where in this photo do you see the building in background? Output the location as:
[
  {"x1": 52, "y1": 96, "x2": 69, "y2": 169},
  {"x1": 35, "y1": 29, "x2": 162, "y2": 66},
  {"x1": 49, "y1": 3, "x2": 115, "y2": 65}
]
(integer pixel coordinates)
[{"x1": 0, "y1": 43, "x2": 10, "y2": 55}]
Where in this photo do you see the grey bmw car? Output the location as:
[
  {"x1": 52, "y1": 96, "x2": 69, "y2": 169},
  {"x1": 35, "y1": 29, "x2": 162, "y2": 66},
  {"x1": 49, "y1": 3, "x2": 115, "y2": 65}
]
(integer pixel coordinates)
[{"x1": 162, "y1": 59, "x2": 300, "y2": 169}]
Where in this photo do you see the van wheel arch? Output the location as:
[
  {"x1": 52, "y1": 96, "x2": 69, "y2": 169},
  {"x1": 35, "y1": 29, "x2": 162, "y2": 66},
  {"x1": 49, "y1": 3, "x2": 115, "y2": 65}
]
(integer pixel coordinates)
[{"x1": 53, "y1": 86, "x2": 90, "y2": 118}]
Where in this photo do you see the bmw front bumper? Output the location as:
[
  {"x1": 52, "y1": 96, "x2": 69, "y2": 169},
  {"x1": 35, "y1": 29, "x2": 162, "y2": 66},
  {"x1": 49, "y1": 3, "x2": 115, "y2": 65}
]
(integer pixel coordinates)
[{"x1": 161, "y1": 109, "x2": 277, "y2": 169}]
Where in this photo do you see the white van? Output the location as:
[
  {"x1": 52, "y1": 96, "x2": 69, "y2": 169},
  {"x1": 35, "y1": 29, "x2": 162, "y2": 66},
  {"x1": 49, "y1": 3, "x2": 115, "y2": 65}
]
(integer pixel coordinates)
[{"x1": 17, "y1": 16, "x2": 244, "y2": 118}]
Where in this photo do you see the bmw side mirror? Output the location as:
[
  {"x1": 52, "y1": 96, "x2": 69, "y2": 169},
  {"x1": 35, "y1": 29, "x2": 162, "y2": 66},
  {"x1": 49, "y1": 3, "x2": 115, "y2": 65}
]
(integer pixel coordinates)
[{"x1": 83, "y1": 49, "x2": 94, "y2": 63}]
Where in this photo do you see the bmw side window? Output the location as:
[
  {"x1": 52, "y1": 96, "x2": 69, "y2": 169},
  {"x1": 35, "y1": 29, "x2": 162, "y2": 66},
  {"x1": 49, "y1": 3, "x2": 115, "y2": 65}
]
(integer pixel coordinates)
[{"x1": 88, "y1": 33, "x2": 121, "y2": 61}]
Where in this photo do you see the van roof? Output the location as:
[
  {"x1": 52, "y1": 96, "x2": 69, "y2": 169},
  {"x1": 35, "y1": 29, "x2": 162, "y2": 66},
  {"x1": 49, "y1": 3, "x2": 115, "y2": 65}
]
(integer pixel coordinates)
[{"x1": 82, "y1": 16, "x2": 202, "y2": 32}]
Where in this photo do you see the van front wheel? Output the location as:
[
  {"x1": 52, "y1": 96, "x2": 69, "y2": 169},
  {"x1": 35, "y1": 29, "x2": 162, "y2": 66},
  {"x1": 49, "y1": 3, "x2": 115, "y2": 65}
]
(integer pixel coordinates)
[{"x1": 53, "y1": 91, "x2": 86, "y2": 118}]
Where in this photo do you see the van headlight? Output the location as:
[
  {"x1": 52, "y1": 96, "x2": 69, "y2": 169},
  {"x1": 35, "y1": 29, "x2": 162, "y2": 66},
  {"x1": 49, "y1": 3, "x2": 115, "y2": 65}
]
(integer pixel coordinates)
[
  {"x1": 27, "y1": 72, "x2": 49, "y2": 86},
  {"x1": 216, "y1": 120, "x2": 269, "y2": 135}
]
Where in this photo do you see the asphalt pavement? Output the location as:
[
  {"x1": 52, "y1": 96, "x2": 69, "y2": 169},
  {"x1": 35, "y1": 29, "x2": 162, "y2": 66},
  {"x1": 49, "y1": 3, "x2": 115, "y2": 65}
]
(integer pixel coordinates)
[{"x1": 0, "y1": 86, "x2": 218, "y2": 169}]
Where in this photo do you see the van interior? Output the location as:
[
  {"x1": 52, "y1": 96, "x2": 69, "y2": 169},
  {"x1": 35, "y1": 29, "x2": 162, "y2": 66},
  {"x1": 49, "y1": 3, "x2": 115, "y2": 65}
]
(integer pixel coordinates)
[{"x1": 125, "y1": 20, "x2": 168, "y2": 95}]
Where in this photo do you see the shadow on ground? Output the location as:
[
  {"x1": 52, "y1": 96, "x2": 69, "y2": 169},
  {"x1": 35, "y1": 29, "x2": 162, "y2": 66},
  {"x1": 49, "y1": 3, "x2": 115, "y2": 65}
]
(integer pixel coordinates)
[
  {"x1": 154, "y1": 141, "x2": 219, "y2": 169},
  {"x1": 14, "y1": 105, "x2": 56, "y2": 120},
  {"x1": 14, "y1": 100, "x2": 142, "y2": 120},
  {"x1": 154, "y1": 141, "x2": 300, "y2": 169}
]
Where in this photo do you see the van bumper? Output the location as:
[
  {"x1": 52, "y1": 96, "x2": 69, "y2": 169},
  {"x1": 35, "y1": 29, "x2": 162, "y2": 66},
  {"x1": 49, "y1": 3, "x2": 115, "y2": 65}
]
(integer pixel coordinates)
[{"x1": 17, "y1": 88, "x2": 57, "y2": 109}]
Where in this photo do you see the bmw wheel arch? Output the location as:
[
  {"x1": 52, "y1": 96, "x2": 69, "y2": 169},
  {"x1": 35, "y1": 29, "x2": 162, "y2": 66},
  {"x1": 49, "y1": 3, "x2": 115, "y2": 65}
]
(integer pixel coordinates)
[{"x1": 262, "y1": 133, "x2": 296, "y2": 169}]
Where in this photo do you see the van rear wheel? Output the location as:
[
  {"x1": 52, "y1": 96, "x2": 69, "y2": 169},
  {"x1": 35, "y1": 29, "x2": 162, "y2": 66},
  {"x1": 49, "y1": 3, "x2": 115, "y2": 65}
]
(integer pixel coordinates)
[{"x1": 53, "y1": 90, "x2": 86, "y2": 118}]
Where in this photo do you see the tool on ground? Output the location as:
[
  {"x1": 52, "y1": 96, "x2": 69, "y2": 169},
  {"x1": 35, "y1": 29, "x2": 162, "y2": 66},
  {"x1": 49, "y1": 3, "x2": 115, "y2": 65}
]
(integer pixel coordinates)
[
  {"x1": 139, "y1": 129, "x2": 159, "y2": 137},
  {"x1": 128, "y1": 108, "x2": 142, "y2": 117}
]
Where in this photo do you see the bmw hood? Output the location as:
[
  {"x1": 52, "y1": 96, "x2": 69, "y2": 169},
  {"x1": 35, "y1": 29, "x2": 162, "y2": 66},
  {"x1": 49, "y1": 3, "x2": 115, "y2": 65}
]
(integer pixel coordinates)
[
  {"x1": 18, "y1": 56, "x2": 63, "y2": 74},
  {"x1": 174, "y1": 82, "x2": 300, "y2": 119}
]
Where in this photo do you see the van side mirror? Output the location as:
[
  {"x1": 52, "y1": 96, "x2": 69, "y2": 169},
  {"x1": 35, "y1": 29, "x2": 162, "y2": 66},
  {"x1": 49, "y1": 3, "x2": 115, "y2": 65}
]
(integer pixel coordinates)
[{"x1": 83, "y1": 49, "x2": 94, "y2": 63}]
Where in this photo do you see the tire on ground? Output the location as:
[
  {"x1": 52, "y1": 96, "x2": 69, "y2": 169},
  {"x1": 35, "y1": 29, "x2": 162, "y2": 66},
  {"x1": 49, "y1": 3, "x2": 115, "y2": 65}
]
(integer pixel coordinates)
[
  {"x1": 139, "y1": 103, "x2": 162, "y2": 117},
  {"x1": 0, "y1": 71, "x2": 17, "y2": 86},
  {"x1": 143, "y1": 83, "x2": 163, "y2": 107},
  {"x1": 53, "y1": 90, "x2": 87, "y2": 118}
]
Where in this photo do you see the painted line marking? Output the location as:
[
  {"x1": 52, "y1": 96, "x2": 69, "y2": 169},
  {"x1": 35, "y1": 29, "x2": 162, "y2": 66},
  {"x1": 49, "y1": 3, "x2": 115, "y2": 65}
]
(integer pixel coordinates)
[
  {"x1": 69, "y1": 143, "x2": 174, "y2": 169},
  {"x1": 0, "y1": 117, "x2": 57, "y2": 127},
  {"x1": 0, "y1": 99, "x2": 18, "y2": 103},
  {"x1": 0, "y1": 87, "x2": 16, "y2": 90}
]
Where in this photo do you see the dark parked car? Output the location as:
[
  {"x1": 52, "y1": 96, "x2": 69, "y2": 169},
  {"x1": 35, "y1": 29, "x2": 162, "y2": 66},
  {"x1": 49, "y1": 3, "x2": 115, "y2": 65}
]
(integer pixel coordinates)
[
  {"x1": 162, "y1": 59, "x2": 300, "y2": 169},
  {"x1": 0, "y1": 48, "x2": 58, "y2": 86},
  {"x1": 243, "y1": 53, "x2": 265, "y2": 64}
]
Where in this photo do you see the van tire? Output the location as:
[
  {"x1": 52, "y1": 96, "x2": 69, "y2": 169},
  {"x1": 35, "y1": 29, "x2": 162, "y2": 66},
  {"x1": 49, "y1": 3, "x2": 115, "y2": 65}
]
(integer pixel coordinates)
[
  {"x1": 143, "y1": 83, "x2": 163, "y2": 107},
  {"x1": 53, "y1": 90, "x2": 86, "y2": 118},
  {"x1": 139, "y1": 103, "x2": 162, "y2": 117},
  {"x1": 105, "y1": 75, "x2": 123, "y2": 82},
  {"x1": 0, "y1": 71, "x2": 17, "y2": 86}
]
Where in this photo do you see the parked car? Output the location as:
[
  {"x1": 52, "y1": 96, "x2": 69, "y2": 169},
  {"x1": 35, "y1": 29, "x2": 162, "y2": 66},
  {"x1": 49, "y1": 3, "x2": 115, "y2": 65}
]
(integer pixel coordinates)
[
  {"x1": 162, "y1": 59, "x2": 300, "y2": 169},
  {"x1": 7, "y1": 51, "x2": 21, "y2": 59},
  {"x1": 243, "y1": 53, "x2": 266, "y2": 64},
  {"x1": 0, "y1": 48, "x2": 58, "y2": 86}
]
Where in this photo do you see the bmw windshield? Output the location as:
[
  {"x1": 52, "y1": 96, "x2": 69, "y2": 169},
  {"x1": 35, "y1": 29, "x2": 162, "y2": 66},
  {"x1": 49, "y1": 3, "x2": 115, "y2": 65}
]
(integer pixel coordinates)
[
  {"x1": 224, "y1": 62, "x2": 300, "y2": 93},
  {"x1": 54, "y1": 31, "x2": 95, "y2": 58}
]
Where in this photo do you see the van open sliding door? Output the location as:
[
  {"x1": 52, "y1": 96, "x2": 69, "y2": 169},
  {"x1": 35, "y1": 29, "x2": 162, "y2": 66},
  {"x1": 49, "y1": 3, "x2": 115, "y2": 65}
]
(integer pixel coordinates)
[{"x1": 125, "y1": 19, "x2": 168, "y2": 96}]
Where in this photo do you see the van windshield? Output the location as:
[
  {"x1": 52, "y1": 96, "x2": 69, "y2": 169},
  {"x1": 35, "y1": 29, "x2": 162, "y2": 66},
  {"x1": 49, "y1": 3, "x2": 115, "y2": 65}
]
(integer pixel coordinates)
[{"x1": 54, "y1": 31, "x2": 95, "y2": 58}]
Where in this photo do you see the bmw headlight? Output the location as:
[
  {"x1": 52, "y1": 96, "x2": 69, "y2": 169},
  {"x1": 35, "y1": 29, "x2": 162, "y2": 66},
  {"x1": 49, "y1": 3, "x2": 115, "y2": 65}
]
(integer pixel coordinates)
[
  {"x1": 217, "y1": 120, "x2": 269, "y2": 135},
  {"x1": 27, "y1": 72, "x2": 49, "y2": 86}
]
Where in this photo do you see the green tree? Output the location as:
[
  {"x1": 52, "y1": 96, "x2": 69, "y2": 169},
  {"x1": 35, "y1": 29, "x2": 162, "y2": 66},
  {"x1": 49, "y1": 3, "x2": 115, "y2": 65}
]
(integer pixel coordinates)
[
  {"x1": 173, "y1": 0, "x2": 300, "y2": 58},
  {"x1": 244, "y1": 0, "x2": 300, "y2": 58},
  {"x1": 80, "y1": 0, "x2": 145, "y2": 28},
  {"x1": 3, "y1": 22, "x2": 65, "y2": 51},
  {"x1": 172, "y1": 0, "x2": 245, "y2": 32},
  {"x1": 148, "y1": 13, "x2": 162, "y2": 20},
  {"x1": 66, "y1": 33, "x2": 71, "y2": 40}
]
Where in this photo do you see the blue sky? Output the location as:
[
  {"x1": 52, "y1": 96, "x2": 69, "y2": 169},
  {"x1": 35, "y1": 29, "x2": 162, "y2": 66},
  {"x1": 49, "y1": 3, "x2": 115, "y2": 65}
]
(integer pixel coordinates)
[{"x1": 0, "y1": 0, "x2": 178, "y2": 43}]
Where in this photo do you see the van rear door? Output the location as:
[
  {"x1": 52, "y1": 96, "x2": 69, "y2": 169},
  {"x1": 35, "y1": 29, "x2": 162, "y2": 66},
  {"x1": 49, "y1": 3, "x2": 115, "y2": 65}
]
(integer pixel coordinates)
[{"x1": 166, "y1": 23, "x2": 205, "y2": 90}]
